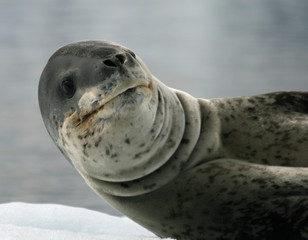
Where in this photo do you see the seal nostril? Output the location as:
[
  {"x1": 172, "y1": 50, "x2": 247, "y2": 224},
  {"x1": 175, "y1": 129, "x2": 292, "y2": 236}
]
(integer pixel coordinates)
[
  {"x1": 128, "y1": 51, "x2": 136, "y2": 59},
  {"x1": 103, "y1": 59, "x2": 117, "y2": 67},
  {"x1": 116, "y1": 54, "x2": 126, "y2": 64}
]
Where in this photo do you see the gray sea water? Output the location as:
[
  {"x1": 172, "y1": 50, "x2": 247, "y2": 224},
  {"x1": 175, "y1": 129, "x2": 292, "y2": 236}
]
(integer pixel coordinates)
[{"x1": 0, "y1": 0, "x2": 308, "y2": 215}]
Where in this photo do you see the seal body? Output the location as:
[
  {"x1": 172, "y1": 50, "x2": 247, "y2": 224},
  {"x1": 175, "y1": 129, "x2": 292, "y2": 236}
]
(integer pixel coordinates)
[{"x1": 39, "y1": 40, "x2": 308, "y2": 239}]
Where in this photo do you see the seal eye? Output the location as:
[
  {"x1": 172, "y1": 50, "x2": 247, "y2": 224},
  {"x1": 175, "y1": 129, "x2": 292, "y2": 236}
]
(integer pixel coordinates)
[{"x1": 61, "y1": 77, "x2": 76, "y2": 98}]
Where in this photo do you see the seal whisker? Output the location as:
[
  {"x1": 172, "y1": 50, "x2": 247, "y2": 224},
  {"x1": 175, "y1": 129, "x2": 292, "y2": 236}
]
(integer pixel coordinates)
[
  {"x1": 80, "y1": 111, "x2": 96, "y2": 123},
  {"x1": 77, "y1": 85, "x2": 150, "y2": 125}
]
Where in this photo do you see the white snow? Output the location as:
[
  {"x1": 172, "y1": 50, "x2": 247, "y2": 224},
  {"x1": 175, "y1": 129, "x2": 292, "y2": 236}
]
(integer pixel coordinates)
[{"x1": 0, "y1": 202, "x2": 172, "y2": 240}]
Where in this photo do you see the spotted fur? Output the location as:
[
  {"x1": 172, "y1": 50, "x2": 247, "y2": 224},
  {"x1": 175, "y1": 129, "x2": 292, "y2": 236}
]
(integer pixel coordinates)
[{"x1": 39, "y1": 40, "x2": 308, "y2": 240}]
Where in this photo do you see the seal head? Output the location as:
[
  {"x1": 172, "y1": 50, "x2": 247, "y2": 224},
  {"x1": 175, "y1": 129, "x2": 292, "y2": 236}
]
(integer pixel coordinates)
[
  {"x1": 38, "y1": 40, "x2": 187, "y2": 194},
  {"x1": 39, "y1": 40, "x2": 151, "y2": 144}
]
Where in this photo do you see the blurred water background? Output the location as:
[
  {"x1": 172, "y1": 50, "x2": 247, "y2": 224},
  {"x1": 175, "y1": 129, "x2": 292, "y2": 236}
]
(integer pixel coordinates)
[{"x1": 0, "y1": 0, "x2": 307, "y2": 215}]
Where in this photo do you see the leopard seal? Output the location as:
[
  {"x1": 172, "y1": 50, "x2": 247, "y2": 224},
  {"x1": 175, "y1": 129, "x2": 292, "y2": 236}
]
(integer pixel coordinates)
[{"x1": 38, "y1": 40, "x2": 308, "y2": 240}]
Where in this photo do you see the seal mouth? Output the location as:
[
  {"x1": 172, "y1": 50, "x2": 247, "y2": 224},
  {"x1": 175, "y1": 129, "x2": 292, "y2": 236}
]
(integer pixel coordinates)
[{"x1": 77, "y1": 82, "x2": 153, "y2": 126}]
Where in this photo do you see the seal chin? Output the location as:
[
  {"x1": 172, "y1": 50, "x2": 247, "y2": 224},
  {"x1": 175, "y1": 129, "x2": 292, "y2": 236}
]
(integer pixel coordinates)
[{"x1": 57, "y1": 79, "x2": 159, "y2": 182}]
